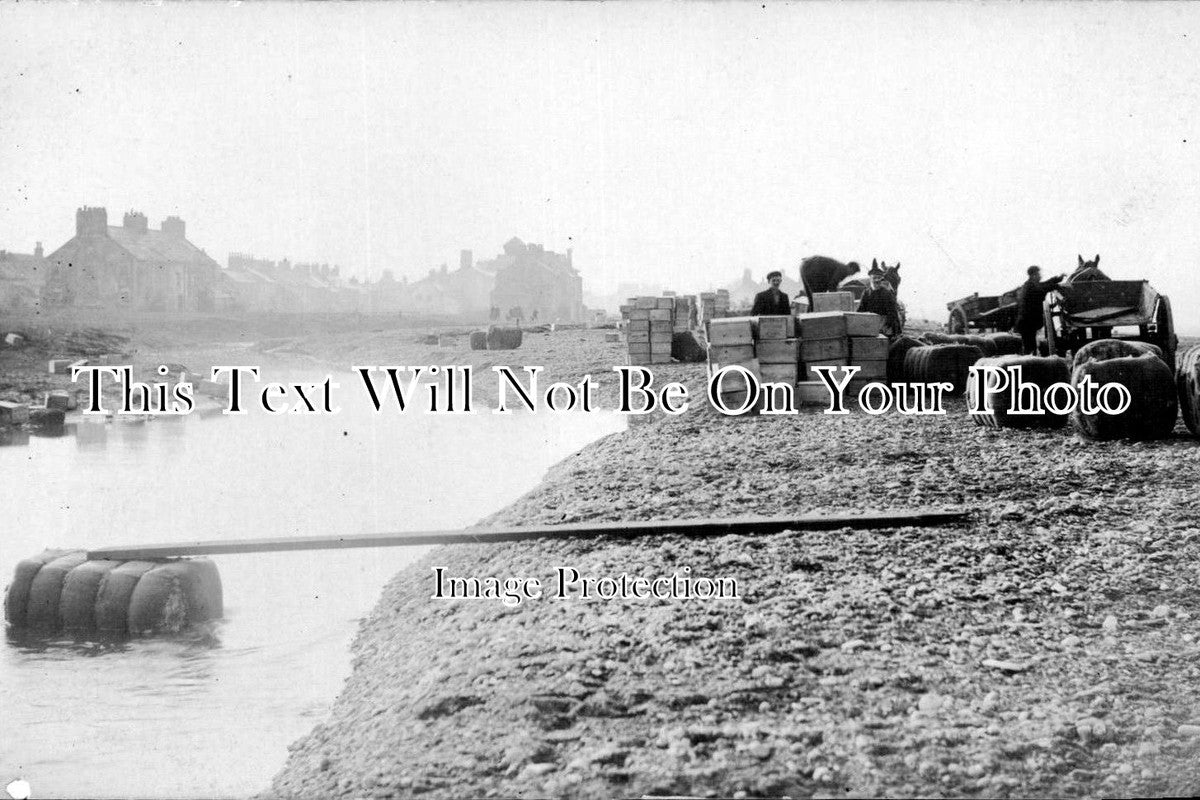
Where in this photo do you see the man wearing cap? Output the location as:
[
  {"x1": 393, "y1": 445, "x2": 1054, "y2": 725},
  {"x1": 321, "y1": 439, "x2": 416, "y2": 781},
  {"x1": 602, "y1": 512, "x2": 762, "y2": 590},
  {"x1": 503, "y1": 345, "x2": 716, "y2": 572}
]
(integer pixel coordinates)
[
  {"x1": 751, "y1": 270, "x2": 791, "y2": 316},
  {"x1": 1015, "y1": 265, "x2": 1065, "y2": 355},
  {"x1": 858, "y1": 267, "x2": 903, "y2": 337}
]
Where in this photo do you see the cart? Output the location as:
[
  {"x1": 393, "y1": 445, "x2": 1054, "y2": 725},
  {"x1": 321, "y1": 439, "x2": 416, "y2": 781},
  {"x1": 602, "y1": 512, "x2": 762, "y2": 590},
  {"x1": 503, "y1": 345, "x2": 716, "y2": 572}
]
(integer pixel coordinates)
[
  {"x1": 1042, "y1": 279, "x2": 1177, "y2": 365},
  {"x1": 945, "y1": 287, "x2": 1022, "y2": 334}
]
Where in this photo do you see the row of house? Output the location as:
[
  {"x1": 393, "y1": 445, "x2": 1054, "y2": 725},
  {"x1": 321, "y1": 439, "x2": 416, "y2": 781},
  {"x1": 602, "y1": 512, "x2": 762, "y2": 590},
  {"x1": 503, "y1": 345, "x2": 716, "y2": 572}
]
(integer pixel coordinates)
[{"x1": 0, "y1": 207, "x2": 585, "y2": 322}]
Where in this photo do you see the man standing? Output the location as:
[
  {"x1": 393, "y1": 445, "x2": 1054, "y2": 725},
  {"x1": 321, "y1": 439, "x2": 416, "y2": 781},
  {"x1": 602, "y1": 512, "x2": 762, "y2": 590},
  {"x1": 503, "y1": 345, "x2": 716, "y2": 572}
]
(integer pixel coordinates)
[
  {"x1": 751, "y1": 270, "x2": 791, "y2": 316},
  {"x1": 1015, "y1": 265, "x2": 1065, "y2": 355}
]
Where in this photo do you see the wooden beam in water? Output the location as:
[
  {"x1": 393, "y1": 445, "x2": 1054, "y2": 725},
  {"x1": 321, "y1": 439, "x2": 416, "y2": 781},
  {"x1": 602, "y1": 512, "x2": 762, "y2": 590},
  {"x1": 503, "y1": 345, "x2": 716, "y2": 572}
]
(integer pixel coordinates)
[{"x1": 85, "y1": 509, "x2": 968, "y2": 560}]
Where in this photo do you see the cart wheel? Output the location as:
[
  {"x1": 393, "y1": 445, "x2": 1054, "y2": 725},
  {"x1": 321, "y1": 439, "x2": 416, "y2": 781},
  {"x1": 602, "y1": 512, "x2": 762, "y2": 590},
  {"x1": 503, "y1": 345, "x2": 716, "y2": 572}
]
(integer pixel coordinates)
[
  {"x1": 1042, "y1": 296, "x2": 1059, "y2": 357},
  {"x1": 948, "y1": 306, "x2": 967, "y2": 334},
  {"x1": 1157, "y1": 295, "x2": 1177, "y2": 367}
]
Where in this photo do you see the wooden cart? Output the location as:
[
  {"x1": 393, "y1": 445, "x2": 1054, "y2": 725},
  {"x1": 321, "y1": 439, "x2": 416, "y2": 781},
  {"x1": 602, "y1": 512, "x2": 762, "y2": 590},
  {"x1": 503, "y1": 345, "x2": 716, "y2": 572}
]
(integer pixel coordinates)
[
  {"x1": 1043, "y1": 280, "x2": 1177, "y2": 364},
  {"x1": 945, "y1": 287, "x2": 1022, "y2": 334}
]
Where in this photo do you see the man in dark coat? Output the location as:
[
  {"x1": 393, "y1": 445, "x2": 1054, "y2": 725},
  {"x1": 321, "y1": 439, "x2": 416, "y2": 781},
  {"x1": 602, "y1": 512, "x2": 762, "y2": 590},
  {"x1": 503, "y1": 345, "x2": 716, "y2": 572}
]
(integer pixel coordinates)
[
  {"x1": 751, "y1": 270, "x2": 791, "y2": 316},
  {"x1": 1015, "y1": 265, "x2": 1065, "y2": 355},
  {"x1": 857, "y1": 268, "x2": 903, "y2": 337}
]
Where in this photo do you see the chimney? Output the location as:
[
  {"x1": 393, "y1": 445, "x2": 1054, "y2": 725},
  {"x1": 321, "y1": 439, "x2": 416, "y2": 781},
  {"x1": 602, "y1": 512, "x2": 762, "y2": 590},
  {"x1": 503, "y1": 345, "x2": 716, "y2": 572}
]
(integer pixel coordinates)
[
  {"x1": 460, "y1": 249, "x2": 473, "y2": 270},
  {"x1": 34, "y1": 242, "x2": 43, "y2": 258},
  {"x1": 76, "y1": 206, "x2": 108, "y2": 237},
  {"x1": 162, "y1": 216, "x2": 186, "y2": 238},
  {"x1": 122, "y1": 211, "x2": 148, "y2": 233}
]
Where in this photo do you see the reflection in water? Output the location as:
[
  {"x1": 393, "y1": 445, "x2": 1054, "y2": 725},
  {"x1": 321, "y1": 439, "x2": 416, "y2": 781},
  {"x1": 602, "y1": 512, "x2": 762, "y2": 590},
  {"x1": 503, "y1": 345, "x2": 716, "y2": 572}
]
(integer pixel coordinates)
[
  {"x1": 1, "y1": 392, "x2": 625, "y2": 798},
  {"x1": 73, "y1": 419, "x2": 109, "y2": 448},
  {"x1": 0, "y1": 427, "x2": 31, "y2": 447}
]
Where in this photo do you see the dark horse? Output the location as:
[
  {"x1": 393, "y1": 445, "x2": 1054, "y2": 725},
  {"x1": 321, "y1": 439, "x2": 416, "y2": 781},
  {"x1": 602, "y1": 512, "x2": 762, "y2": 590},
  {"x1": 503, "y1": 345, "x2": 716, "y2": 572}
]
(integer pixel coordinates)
[
  {"x1": 1064, "y1": 254, "x2": 1109, "y2": 284},
  {"x1": 799, "y1": 256, "x2": 861, "y2": 309}
]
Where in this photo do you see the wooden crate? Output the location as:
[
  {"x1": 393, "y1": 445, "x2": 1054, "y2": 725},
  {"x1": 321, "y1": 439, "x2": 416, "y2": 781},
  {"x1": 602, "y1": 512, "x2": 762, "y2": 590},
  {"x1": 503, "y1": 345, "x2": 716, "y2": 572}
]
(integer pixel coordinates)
[
  {"x1": 797, "y1": 312, "x2": 848, "y2": 340},
  {"x1": 756, "y1": 338, "x2": 800, "y2": 364},
  {"x1": 800, "y1": 337, "x2": 849, "y2": 362},
  {"x1": 850, "y1": 335, "x2": 889, "y2": 361},
  {"x1": 757, "y1": 316, "x2": 796, "y2": 340},
  {"x1": 760, "y1": 362, "x2": 798, "y2": 383},
  {"x1": 707, "y1": 319, "x2": 754, "y2": 346},
  {"x1": 845, "y1": 312, "x2": 883, "y2": 337},
  {"x1": 812, "y1": 292, "x2": 855, "y2": 313},
  {"x1": 708, "y1": 344, "x2": 756, "y2": 363}
]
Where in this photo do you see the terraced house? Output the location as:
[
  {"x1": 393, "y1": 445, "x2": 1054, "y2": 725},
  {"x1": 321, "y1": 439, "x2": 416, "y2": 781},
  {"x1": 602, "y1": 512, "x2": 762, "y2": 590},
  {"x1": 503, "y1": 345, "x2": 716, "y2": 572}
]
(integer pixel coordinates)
[
  {"x1": 42, "y1": 207, "x2": 223, "y2": 311},
  {"x1": 0, "y1": 242, "x2": 46, "y2": 311}
]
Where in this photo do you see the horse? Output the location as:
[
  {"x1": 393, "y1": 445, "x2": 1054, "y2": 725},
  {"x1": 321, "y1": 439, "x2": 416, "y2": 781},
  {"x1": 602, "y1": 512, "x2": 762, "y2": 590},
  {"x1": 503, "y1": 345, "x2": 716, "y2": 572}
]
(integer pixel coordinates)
[
  {"x1": 1065, "y1": 254, "x2": 1109, "y2": 284},
  {"x1": 839, "y1": 259, "x2": 901, "y2": 301},
  {"x1": 853, "y1": 260, "x2": 906, "y2": 336},
  {"x1": 877, "y1": 260, "x2": 901, "y2": 293},
  {"x1": 799, "y1": 256, "x2": 861, "y2": 310}
]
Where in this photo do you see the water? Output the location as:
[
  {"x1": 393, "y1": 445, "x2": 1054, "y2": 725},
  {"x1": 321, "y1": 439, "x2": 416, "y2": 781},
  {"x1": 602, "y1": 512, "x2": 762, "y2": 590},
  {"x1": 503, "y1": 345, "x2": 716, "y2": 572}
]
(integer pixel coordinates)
[{"x1": 0, "y1": 383, "x2": 625, "y2": 799}]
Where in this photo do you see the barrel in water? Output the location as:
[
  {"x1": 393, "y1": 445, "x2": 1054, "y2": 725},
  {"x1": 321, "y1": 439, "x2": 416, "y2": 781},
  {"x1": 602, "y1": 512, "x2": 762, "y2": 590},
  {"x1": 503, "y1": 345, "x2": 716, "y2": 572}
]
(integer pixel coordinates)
[
  {"x1": 968, "y1": 355, "x2": 1071, "y2": 429},
  {"x1": 1176, "y1": 344, "x2": 1200, "y2": 437},
  {"x1": 485, "y1": 326, "x2": 523, "y2": 350},
  {"x1": 1070, "y1": 352, "x2": 1177, "y2": 440},
  {"x1": 902, "y1": 344, "x2": 984, "y2": 396},
  {"x1": 4, "y1": 550, "x2": 223, "y2": 635}
]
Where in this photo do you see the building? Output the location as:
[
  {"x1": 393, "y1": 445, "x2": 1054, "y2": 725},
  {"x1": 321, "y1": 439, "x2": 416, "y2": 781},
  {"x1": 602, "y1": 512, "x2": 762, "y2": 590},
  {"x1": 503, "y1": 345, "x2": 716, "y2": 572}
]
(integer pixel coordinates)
[
  {"x1": 401, "y1": 250, "x2": 497, "y2": 319},
  {"x1": 225, "y1": 253, "x2": 358, "y2": 313},
  {"x1": 486, "y1": 237, "x2": 582, "y2": 323},
  {"x1": 42, "y1": 207, "x2": 222, "y2": 311},
  {"x1": 0, "y1": 242, "x2": 46, "y2": 311}
]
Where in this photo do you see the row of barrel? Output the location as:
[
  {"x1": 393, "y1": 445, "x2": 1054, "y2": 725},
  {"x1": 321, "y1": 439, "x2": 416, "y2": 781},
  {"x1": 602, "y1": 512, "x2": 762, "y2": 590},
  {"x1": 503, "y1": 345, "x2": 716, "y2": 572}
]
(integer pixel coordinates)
[
  {"x1": 886, "y1": 332, "x2": 1197, "y2": 440},
  {"x1": 4, "y1": 550, "x2": 223, "y2": 635}
]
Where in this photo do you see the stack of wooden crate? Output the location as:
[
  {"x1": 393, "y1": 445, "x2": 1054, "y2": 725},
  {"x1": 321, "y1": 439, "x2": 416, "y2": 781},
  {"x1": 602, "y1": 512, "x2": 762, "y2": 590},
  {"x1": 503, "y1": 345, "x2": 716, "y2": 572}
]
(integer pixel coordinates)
[
  {"x1": 795, "y1": 311, "x2": 887, "y2": 404},
  {"x1": 706, "y1": 316, "x2": 759, "y2": 409},
  {"x1": 673, "y1": 296, "x2": 695, "y2": 332},
  {"x1": 698, "y1": 290, "x2": 732, "y2": 325},
  {"x1": 622, "y1": 296, "x2": 677, "y2": 365},
  {"x1": 706, "y1": 311, "x2": 889, "y2": 409}
]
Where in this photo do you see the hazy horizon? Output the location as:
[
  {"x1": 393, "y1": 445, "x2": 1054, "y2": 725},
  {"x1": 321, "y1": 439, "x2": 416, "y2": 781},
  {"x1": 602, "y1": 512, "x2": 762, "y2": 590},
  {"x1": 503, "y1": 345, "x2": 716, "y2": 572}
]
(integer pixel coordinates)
[{"x1": 2, "y1": 2, "x2": 1198, "y2": 330}]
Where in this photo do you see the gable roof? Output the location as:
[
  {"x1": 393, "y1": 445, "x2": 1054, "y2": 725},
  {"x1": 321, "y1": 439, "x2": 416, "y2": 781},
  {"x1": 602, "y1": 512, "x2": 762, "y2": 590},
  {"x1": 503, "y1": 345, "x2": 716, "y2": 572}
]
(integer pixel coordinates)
[{"x1": 106, "y1": 226, "x2": 218, "y2": 268}]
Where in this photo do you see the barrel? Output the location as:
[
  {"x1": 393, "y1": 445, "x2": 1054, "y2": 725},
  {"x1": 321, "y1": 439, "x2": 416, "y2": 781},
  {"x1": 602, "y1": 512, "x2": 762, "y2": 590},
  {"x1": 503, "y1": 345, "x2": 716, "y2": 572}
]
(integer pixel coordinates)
[
  {"x1": 886, "y1": 336, "x2": 924, "y2": 383},
  {"x1": 1072, "y1": 338, "x2": 1164, "y2": 372},
  {"x1": 5, "y1": 551, "x2": 223, "y2": 635},
  {"x1": 984, "y1": 333, "x2": 1024, "y2": 357},
  {"x1": 968, "y1": 355, "x2": 1071, "y2": 429},
  {"x1": 1070, "y1": 352, "x2": 1178, "y2": 440},
  {"x1": 1176, "y1": 344, "x2": 1200, "y2": 436},
  {"x1": 485, "y1": 326, "x2": 523, "y2": 350},
  {"x1": 902, "y1": 344, "x2": 984, "y2": 396}
]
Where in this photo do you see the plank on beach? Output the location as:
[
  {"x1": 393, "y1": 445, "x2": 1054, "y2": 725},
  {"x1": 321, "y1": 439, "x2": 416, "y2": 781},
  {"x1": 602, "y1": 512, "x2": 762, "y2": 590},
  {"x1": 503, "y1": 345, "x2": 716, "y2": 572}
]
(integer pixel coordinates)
[{"x1": 85, "y1": 509, "x2": 969, "y2": 560}]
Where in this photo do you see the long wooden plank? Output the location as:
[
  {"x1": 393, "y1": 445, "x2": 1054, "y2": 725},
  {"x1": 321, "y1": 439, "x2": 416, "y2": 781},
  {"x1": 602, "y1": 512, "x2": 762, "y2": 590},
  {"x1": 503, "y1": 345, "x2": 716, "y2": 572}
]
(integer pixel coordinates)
[{"x1": 85, "y1": 509, "x2": 967, "y2": 560}]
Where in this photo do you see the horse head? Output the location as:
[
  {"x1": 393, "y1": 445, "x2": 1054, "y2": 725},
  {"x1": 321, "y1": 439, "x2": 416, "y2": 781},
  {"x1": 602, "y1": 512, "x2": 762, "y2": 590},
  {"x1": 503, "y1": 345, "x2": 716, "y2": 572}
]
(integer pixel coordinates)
[
  {"x1": 868, "y1": 259, "x2": 902, "y2": 294},
  {"x1": 1068, "y1": 254, "x2": 1108, "y2": 283}
]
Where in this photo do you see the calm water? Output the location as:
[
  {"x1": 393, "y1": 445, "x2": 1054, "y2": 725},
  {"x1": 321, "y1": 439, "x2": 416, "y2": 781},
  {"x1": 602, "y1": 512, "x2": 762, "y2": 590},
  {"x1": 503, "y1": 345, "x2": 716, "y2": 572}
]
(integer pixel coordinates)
[{"x1": 0, "y1": 381, "x2": 624, "y2": 799}]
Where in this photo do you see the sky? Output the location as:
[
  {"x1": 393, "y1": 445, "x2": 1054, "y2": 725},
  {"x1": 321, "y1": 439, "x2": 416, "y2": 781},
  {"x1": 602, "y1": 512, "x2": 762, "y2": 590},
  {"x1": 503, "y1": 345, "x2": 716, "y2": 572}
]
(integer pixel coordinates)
[{"x1": 1, "y1": 2, "x2": 1198, "y2": 328}]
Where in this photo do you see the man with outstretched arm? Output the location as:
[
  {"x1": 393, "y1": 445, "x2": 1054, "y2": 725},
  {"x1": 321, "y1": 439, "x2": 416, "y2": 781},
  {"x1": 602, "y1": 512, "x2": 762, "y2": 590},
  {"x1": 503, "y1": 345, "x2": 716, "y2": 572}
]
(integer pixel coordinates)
[{"x1": 1015, "y1": 265, "x2": 1065, "y2": 355}]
